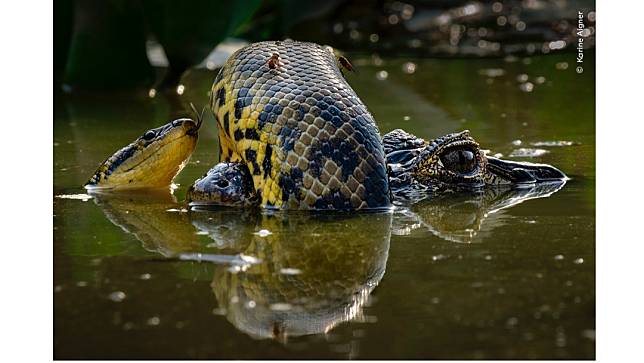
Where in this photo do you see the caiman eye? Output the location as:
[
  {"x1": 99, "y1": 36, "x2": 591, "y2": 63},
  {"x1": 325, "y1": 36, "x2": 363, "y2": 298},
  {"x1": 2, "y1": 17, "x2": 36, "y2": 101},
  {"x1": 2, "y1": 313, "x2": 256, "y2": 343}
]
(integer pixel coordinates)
[
  {"x1": 440, "y1": 148, "x2": 477, "y2": 174},
  {"x1": 143, "y1": 130, "x2": 156, "y2": 140}
]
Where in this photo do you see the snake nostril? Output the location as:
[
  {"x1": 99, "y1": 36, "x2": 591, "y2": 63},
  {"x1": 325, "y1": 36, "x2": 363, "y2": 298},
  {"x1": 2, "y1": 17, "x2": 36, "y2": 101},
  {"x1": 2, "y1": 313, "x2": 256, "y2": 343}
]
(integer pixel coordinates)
[{"x1": 172, "y1": 119, "x2": 183, "y2": 127}]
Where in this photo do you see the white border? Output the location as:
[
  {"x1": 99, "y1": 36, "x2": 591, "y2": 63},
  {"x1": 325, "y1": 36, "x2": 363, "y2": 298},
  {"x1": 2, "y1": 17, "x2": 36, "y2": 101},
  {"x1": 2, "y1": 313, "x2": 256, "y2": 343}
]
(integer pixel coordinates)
[
  {"x1": 0, "y1": 1, "x2": 54, "y2": 362},
  {"x1": 4, "y1": 0, "x2": 644, "y2": 362},
  {"x1": 596, "y1": 1, "x2": 644, "y2": 362}
]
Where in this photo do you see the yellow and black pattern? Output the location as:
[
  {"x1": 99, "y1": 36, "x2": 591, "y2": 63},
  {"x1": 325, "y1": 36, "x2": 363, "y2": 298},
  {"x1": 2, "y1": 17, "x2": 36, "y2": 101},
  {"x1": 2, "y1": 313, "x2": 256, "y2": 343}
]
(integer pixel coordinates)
[{"x1": 210, "y1": 40, "x2": 391, "y2": 210}]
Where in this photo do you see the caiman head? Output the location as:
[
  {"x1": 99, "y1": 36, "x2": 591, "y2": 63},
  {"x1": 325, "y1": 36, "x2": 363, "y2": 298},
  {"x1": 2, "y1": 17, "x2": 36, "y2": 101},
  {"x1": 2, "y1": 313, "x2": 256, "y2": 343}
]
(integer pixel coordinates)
[{"x1": 385, "y1": 129, "x2": 567, "y2": 199}]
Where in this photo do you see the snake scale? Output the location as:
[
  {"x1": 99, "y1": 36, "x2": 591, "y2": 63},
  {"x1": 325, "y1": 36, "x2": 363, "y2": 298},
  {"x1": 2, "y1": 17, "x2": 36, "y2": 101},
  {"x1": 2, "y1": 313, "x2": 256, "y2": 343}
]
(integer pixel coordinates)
[{"x1": 209, "y1": 40, "x2": 391, "y2": 210}]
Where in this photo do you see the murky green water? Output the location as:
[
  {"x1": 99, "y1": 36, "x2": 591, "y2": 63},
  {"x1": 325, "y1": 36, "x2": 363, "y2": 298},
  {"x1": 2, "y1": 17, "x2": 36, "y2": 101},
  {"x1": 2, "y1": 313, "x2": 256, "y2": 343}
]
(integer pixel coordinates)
[{"x1": 54, "y1": 51, "x2": 594, "y2": 359}]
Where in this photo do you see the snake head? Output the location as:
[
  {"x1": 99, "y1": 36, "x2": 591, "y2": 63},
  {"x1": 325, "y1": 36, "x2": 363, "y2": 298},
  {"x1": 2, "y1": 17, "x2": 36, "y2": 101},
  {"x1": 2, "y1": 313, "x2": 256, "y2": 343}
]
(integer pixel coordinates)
[{"x1": 85, "y1": 118, "x2": 200, "y2": 190}]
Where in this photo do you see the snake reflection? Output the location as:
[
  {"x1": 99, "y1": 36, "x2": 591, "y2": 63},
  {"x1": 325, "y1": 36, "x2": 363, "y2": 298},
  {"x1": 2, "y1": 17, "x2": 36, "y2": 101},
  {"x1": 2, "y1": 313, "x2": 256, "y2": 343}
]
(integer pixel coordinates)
[{"x1": 91, "y1": 180, "x2": 564, "y2": 340}]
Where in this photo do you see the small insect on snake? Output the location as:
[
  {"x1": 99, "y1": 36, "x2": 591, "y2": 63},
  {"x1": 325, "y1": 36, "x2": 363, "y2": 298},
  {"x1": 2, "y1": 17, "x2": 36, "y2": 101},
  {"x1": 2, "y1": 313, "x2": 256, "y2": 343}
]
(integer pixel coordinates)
[{"x1": 267, "y1": 53, "x2": 282, "y2": 70}]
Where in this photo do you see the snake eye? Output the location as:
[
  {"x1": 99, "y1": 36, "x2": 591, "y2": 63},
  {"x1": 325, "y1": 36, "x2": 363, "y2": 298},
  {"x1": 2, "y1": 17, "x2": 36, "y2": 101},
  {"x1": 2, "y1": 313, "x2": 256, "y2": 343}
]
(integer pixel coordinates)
[
  {"x1": 440, "y1": 148, "x2": 477, "y2": 174},
  {"x1": 143, "y1": 130, "x2": 156, "y2": 140}
]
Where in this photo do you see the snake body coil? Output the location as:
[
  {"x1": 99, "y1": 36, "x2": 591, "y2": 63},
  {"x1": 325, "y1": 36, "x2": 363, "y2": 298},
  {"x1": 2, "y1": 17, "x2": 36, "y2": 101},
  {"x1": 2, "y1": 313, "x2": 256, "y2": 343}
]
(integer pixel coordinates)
[{"x1": 210, "y1": 40, "x2": 391, "y2": 210}]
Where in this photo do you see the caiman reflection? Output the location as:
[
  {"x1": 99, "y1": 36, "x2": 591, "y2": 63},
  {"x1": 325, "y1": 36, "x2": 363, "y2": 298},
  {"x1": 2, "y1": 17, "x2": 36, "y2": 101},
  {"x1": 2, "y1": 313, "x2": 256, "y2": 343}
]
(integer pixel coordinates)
[
  {"x1": 393, "y1": 181, "x2": 566, "y2": 243},
  {"x1": 91, "y1": 192, "x2": 391, "y2": 341}
]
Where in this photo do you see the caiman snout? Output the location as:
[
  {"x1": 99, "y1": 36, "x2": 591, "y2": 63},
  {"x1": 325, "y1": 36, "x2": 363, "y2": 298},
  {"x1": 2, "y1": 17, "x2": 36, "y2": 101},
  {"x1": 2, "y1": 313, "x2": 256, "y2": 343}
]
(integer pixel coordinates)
[{"x1": 485, "y1": 156, "x2": 568, "y2": 184}]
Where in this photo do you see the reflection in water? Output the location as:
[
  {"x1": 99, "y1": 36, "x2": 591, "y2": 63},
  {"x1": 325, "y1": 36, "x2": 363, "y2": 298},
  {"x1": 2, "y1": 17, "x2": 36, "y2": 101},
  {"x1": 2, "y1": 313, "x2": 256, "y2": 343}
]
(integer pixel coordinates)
[
  {"x1": 204, "y1": 211, "x2": 391, "y2": 341},
  {"x1": 393, "y1": 181, "x2": 566, "y2": 243},
  {"x1": 91, "y1": 192, "x2": 392, "y2": 342},
  {"x1": 91, "y1": 191, "x2": 202, "y2": 256},
  {"x1": 89, "y1": 181, "x2": 563, "y2": 342},
  {"x1": 189, "y1": 207, "x2": 258, "y2": 250}
]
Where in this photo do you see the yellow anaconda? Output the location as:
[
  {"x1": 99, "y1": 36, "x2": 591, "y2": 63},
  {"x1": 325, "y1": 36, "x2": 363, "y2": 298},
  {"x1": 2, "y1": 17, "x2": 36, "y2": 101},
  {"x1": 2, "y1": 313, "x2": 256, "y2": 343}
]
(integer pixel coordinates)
[
  {"x1": 86, "y1": 41, "x2": 567, "y2": 208},
  {"x1": 209, "y1": 40, "x2": 391, "y2": 210}
]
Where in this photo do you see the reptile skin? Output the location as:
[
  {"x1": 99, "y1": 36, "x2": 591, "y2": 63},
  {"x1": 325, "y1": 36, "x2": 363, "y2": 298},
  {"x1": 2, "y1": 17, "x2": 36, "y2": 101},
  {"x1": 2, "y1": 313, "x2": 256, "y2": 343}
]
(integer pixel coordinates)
[{"x1": 209, "y1": 40, "x2": 391, "y2": 210}]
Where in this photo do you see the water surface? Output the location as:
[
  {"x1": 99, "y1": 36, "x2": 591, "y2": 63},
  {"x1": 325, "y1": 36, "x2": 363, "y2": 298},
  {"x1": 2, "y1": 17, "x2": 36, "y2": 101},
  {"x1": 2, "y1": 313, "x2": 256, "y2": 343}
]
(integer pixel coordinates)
[{"x1": 54, "y1": 51, "x2": 595, "y2": 359}]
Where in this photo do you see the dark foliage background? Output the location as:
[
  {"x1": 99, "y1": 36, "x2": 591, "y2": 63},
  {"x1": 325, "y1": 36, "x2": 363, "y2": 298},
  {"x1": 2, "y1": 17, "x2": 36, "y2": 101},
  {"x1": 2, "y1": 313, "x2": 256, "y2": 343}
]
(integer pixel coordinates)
[{"x1": 54, "y1": 0, "x2": 595, "y2": 90}]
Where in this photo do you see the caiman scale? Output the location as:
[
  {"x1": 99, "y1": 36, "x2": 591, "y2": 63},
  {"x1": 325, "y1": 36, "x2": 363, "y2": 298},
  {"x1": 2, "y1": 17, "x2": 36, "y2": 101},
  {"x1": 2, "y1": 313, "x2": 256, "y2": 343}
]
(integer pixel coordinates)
[{"x1": 86, "y1": 40, "x2": 566, "y2": 208}]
